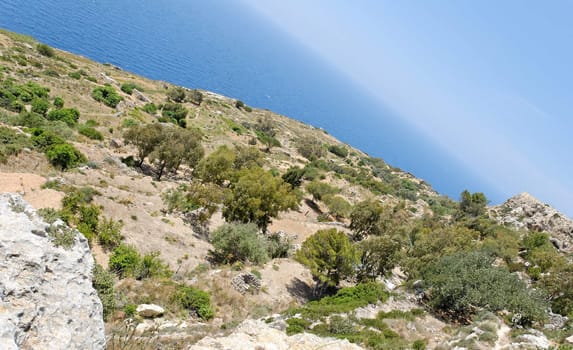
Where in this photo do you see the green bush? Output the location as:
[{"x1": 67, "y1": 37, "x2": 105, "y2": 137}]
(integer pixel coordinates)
[
  {"x1": 328, "y1": 144, "x2": 348, "y2": 158},
  {"x1": 31, "y1": 98, "x2": 50, "y2": 116},
  {"x1": 120, "y1": 82, "x2": 142, "y2": 95},
  {"x1": 136, "y1": 251, "x2": 173, "y2": 280},
  {"x1": 78, "y1": 125, "x2": 103, "y2": 140},
  {"x1": 97, "y1": 217, "x2": 123, "y2": 250},
  {"x1": 166, "y1": 86, "x2": 186, "y2": 103},
  {"x1": 285, "y1": 317, "x2": 311, "y2": 335},
  {"x1": 187, "y1": 89, "x2": 203, "y2": 105},
  {"x1": 68, "y1": 71, "x2": 82, "y2": 80},
  {"x1": 422, "y1": 251, "x2": 547, "y2": 325},
  {"x1": 53, "y1": 96, "x2": 64, "y2": 109},
  {"x1": 173, "y1": 285, "x2": 215, "y2": 320},
  {"x1": 46, "y1": 108, "x2": 80, "y2": 126},
  {"x1": 0, "y1": 126, "x2": 33, "y2": 163},
  {"x1": 141, "y1": 103, "x2": 157, "y2": 115},
  {"x1": 108, "y1": 244, "x2": 141, "y2": 279},
  {"x1": 36, "y1": 43, "x2": 55, "y2": 57},
  {"x1": 296, "y1": 136, "x2": 325, "y2": 161},
  {"x1": 30, "y1": 129, "x2": 66, "y2": 152},
  {"x1": 209, "y1": 223, "x2": 269, "y2": 265},
  {"x1": 47, "y1": 224, "x2": 76, "y2": 249},
  {"x1": 161, "y1": 102, "x2": 188, "y2": 127},
  {"x1": 76, "y1": 204, "x2": 101, "y2": 241},
  {"x1": 282, "y1": 166, "x2": 305, "y2": 188},
  {"x1": 323, "y1": 195, "x2": 352, "y2": 219},
  {"x1": 92, "y1": 85, "x2": 122, "y2": 108},
  {"x1": 45, "y1": 143, "x2": 87, "y2": 170},
  {"x1": 306, "y1": 181, "x2": 339, "y2": 201},
  {"x1": 92, "y1": 264, "x2": 116, "y2": 321}
]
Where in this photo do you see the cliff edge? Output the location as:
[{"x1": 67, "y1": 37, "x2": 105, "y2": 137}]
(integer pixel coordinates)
[{"x1": 0, "y1": 193, "x2": 105, "y2": 350}]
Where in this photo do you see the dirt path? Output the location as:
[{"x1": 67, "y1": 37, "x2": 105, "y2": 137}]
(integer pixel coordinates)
[{"x1": 0, "y1": 172, "x2": 62, "y2": 209}]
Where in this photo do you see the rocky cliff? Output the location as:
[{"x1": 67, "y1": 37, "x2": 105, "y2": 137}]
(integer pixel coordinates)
[
  {"x1": 0, "y1": 193, "x2": 106, "y2": 350},
  {"x1": 490, "y1": 192, "x2": 573, "y2": 252}
]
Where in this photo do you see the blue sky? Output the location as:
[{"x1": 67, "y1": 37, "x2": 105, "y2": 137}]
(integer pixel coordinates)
[{"x1": 242, "y1": 0, "x2": 573, "y2": 216}]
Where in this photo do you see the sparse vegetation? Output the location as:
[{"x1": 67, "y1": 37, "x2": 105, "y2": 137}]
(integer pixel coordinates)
[{"x1": 92, "y1": 85, "x2": 122, "y2": 108}]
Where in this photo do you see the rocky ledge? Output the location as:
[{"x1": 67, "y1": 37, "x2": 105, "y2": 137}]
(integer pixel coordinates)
[
  {"x1": 490, "y1": 192, "x2": 573, "y2": 252},
  {"x1": 188, "y1": 319, "x2": 363, "y2": 350},
  {"x1": 0, "y1": 193, "x2": 105, "y2": 350}
]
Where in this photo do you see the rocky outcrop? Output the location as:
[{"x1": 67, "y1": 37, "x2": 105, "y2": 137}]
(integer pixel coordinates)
[
  {"x1": 490, "y1": 192, "x2": 573, "y2": 252},
  {"x1": 188, "y1": 319, "x2": 363, "y2": 350},
  {"x1": 136, "y1": 304, "x2": 165, "y2": 319},
  {"x1": 0, "y1": 193, "x2": 106, "y2": 350}
]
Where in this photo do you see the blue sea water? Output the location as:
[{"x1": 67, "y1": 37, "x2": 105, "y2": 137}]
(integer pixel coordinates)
[{"x1": 0, "y1": 0, "x2": 491, "y2": 200}]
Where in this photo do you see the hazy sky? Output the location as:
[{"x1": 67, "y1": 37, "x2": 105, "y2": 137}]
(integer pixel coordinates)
[{"x1": 242, "y1": 0, "x2": 573, "y2": 216}]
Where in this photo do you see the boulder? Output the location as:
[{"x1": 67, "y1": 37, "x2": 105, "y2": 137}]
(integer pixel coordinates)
[
  {"x1": 0, "y1": 193, "x2": 106, "y2": 350},
  {"x1": 136, "y1": 304, "x2": 165, "y2": 318}
]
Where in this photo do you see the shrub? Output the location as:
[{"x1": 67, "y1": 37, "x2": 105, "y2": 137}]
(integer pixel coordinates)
[
  {"x1": 92, "y1": 264, "x2": 116, "y2": 321},
  {"x1": 422, "y1": 251, "x2": 547, "y2": 325},
  {"x1": 31, "y1": 98, "x2": 50, "y2": 116},
  {"x1": 53, "y1": 96, "x2": 64, "y2": 109},
  {"x1": 0, "y1": 126, "x2": 33, "y2": 163},
  {"x1": 297, "y1": 136, "x2": 325, "y2": 161},
  {"x1": 267, "y1": 232, "x2": 292, "y2": 259},
  {"x1": 141, "y1": 103, "x2": 157, "y2": 115},
  {"x1": 92, "y1": 85, "x2": 122, "y2": 108},
  {"x1": 286, "y1": 317, "x2": 311, "y2": 335},
  {"x1": 37, "y1": 207, "x2": 61, "y2": 224},
  {"x1": 78, "y1": 125, "x2": 103, "y2": 140},
  {"x1": 235, "y1": 100, "x2": 245, "y2": 109},
  {"x1": 36, "y1": 43, "x2": 55, "y2": 57},
  {"x1": 209, "y1": 223, "x2": 269, "y2": 265},
  {"x1": 68, "y1": 71, "x2": 82, "y2": 80},
  {"x1": 120, "y1": 82, "x2": 142, "y2": 95},
  {"x1": 306, "y1": 181, "x2": 339, "y2": 202},
  {"x1": 166, "y1": 86, "x2": 186, "y2": 103},
  {"x1": 47, "y1": 224, "x2": 76, "y2": 249},
  {"x1": 76, "y1": 204, "x2": 101, "y2": 241},
  {"x1": 46, "y1": 143, "x2": 87, "y2": 170},
  {"x1": 187, "y1": 89, "x2": 203, "y2": 105},
  {"x1": 46, "y1": 108, "x2": 80, "y2": 126},
  {"x1": 97, "y1": 217, "x2": 123, "y2": 250},
  {"x1": 161, "y1": 102, "x2": 188, "y2": 127},
  {"x1": 328, "y1": 144, "x2": 348, "y2": 158},
  {"x1": 282, "y1": 166, "x2": 305, "y2": 188},
  {"x1": 136, "y1": 251, "x2": 172, "y2": 280},
  {"x1": 31, "y1": 128, "x2": 66, "y2": 151},
  {"x1": 108, "y1": 244, "x2": 141, "y2": 279},
  {"x1": 172, "y1": 285, "x2": 214, "y2": 320}
]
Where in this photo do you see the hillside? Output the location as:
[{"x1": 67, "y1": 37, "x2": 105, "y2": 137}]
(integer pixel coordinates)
[{"x1": 1, "y1": 30, "x2": 573, "y2": 350}]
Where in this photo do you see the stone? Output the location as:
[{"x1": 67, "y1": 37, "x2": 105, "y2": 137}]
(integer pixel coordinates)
[
  {"x1": 109, "y1": 138, "x2": 123, "y2": 148},
  {"x1": 0, "y1": 193, "x2": 106, "y2": 349},
  {"x1": 565, "y1": 335, "x2": 573, "y2": 344},
  {"x1": 136, "y1": 304, "x2": 165, "y2": 318},
  {"x1": 231, "y1": 272, "x2": 262, "y2": 294},
  {"x1": 132, "y1": 88, "x2": 152, "y2": 103}
]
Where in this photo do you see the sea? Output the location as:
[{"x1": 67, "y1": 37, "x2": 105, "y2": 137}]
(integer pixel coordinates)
[{"x1": 0, "y1": 0, "x2": 489, "y2": 200}]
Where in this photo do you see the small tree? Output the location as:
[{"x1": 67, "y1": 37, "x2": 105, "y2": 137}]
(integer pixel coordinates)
[
  {"x1": 282, "y1": 166, "x2": 305, "y2": 188},
  {"x1": 349, "y1": 200, "x2": 384, "y2": 240},
  {"x1": 223, "y1": 167, "x2": 299, "y2": 232},
  {"x1": 357, "y1": 236, "x2": 401, "y2": 281},
  {"x1": 457, "y1": 190, "x2": 488, "y2": 218},
  {"x1": 123, "y1": 123, "x2": 164, "y2": 167},
  {"x1": 296, "y1": 229, "x2": 358, "y2": 291},
  {"x1": 196, "y1": 145, "x2": 236, "y2": 185},
  {"x1": 187, "y1": 89, "x2": 203, "y2": 105},
  {"x1": 46, "y1": 108, "x2": 80, "y2": 126},
  {"x1": 166, "y1": 86, "x2": 186, "y2": 103},
  {"x1": 323, "y1": 195, "x2": 352, "y2": 220},
  {"x1": 149, "y1": 127, "x2": 204, "y2": 180}
]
